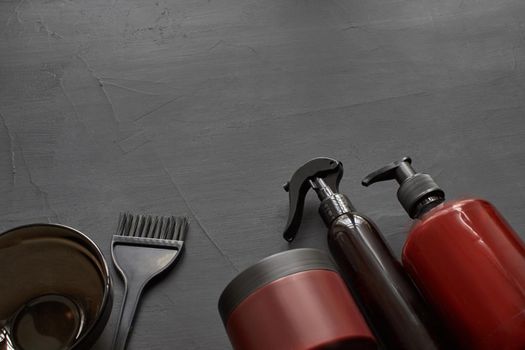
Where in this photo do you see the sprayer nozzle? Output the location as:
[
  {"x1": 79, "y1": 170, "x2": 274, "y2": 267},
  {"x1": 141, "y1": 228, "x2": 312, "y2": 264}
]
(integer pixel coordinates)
[{"x1": 282, "y1": 158, "x2": 343, "y2": 242}]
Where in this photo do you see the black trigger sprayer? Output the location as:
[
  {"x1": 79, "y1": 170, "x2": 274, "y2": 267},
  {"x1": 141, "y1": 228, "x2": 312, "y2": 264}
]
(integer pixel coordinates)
[
  {"x1": 282, "y1": 157, "x2": 446, "y2": 350},
  {"x1": 283, "y1": 158, "x2": 347, "y2": 242}
]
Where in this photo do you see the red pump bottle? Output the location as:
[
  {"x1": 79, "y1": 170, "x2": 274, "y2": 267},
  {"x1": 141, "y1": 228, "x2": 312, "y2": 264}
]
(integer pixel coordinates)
[{"x1": 362, "y1": 157, "x2": 525, "y2": 350}]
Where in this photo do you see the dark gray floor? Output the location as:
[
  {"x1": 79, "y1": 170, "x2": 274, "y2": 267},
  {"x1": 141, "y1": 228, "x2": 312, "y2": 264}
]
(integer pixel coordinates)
[{"x1": 1, "y1": 0, "x2": 525, "y2": 348}]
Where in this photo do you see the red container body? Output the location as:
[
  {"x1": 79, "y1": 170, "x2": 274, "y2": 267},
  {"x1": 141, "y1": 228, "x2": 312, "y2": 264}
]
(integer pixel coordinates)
[
  {"x1": 403, "y1": 199, "x2": 525, "y2": 350},
  {"x1": 225, "y1": 269, "x2": 375, "y2": 350}
]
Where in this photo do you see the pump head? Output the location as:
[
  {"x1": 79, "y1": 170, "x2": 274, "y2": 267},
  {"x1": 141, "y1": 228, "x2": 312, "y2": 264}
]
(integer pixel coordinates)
[
  {"x1": 282, "y1": 157, "x2": 343, "y2": 242},
  {"x1": 362, "y1": 157, "x2": 445, "y2": 218}
]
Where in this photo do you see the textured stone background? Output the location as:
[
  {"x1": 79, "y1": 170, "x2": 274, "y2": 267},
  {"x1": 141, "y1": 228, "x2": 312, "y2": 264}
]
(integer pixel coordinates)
[{"x1": 1, "y1": 0, "x2": 525, "y2": 348}]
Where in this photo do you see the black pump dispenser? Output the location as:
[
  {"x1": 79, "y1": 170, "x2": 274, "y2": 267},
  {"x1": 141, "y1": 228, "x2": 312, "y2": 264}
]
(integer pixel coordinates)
[{"x1": 362, "y1": 157, "x2": 445, "y2": 218}]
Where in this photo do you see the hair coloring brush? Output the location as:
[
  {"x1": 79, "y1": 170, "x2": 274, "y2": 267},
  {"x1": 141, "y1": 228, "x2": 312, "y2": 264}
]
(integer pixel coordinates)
[{"x1": 111, "y1": 212, "x2": 189, "y2": 350}]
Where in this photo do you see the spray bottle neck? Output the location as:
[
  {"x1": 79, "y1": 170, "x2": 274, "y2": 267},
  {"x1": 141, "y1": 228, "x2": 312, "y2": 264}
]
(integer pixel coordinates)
[{"x1": 310, "y1": 178, "x2": 354, "y2": 226}]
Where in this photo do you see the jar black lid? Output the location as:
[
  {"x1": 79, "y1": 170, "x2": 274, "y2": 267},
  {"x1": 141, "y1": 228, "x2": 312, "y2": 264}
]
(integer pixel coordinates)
[{"x1": 218, "y1": 248, "x2": 337, "y2": 324}]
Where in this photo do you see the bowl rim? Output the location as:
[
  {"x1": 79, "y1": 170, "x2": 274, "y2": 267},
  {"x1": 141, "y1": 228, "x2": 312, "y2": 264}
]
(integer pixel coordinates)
[{"x1": 0, "y1": 223, "x2": 112, "y2": 349}]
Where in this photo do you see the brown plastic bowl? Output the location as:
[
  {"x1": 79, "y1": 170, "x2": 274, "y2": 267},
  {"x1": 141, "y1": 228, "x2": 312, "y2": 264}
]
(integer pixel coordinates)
[{"x1": 0, "y1": 224, "x2": 112, "y2": 350}]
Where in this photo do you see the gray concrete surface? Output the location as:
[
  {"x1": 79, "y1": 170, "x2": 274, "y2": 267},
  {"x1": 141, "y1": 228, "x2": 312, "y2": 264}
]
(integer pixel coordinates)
[{"x1": 1, "y1": 0, "x2": 525, "y2": 348}]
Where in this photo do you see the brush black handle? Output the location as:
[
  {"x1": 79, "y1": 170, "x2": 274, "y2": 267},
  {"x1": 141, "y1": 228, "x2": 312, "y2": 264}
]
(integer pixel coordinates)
[{"x1": 112, "y1": 280, "x2": 145, "y2": 350}]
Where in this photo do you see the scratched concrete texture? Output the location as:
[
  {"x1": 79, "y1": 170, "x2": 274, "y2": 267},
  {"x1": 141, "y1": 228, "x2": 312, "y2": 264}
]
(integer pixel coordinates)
[{"x1": 1, "y1": 0, "x2": 525, "y2": 348}]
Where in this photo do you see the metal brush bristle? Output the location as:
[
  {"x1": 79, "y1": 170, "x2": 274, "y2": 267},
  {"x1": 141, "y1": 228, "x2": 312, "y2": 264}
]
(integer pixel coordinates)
[{"x1": 116, "y1": 212, "x2": 188, "y2": 240}]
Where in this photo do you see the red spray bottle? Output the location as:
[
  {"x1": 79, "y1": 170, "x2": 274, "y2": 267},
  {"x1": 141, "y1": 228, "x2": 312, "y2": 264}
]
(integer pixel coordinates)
[{"x1": 362, "y1": 157, "x2": 525, "y2": 350}]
